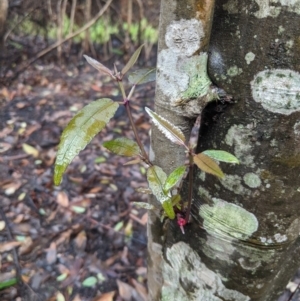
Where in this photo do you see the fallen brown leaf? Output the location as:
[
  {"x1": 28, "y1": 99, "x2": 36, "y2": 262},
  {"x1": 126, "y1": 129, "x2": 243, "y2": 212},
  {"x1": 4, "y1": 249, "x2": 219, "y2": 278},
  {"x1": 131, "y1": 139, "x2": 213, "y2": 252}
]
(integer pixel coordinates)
[
  {"x1": 93, "y1": 291, "x2": 115, "y2": 301},
  {"x1": 0, "y1": 241, "x2": 22, "y2": 253},
  {"x1": 46, "y1": 242, "x2": 57, "y2": 264},
  {"x1": 117, "y1": 280, "x2": 135, "y2": 301},
  {"x1": 131, "y1": 279, "x2": 147, "y2": 301},
  {"x1": 18, "y1": 236, "x2": 34, "y2": 255},
  {"x1": 74, "y1": 230, "x2": 87, "y2": 252},
  {"x1": 56, "y1": 191, "x2": 69, "y2": 207}
]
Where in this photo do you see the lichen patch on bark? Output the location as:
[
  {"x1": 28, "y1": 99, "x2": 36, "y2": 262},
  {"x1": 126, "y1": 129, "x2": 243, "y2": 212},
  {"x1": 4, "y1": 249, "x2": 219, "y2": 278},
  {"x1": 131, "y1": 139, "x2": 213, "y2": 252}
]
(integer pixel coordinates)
[
  {"x1": 251, "y1": 69, "x2": 300, "y2": 115},
  {"x1": 199, "y1": 198, "x2": 259, "y2": 240},
  {"x1": 161, "y1": 241, "x2": 251, "y2": 301},
  {"x1": 254, "y1": 0, "x2": 300, "y2": 18},
  {"x1": 243, "y1": 172, "x2": 262, "y2": 188},
  {"x1": 225, "y1": 124, "x2": 255, "y2": 167}
]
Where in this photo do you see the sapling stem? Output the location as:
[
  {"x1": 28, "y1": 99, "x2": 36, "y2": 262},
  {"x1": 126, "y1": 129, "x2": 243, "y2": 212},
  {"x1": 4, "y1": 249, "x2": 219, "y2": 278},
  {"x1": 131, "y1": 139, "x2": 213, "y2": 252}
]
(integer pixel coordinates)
[
  {"x1": 127, "y1": 84, "x2": 136, "y2": 100},
  {"x1": 117, "y1": 81, "x2": 151, "y2": 166},
  {"x1": 124, "y1": 101, "x2": 152, "y2": 165},
  {"x1": 185, "y1": 152, "x2": 194, "y2": 224}
]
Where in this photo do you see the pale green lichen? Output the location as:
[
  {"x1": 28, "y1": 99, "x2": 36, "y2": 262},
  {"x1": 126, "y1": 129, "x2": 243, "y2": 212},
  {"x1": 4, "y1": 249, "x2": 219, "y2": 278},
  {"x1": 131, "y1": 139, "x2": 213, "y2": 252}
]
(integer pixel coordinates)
[
  {"x1": 294, "y1": 121, "x2": 300, "y2": 136},
  {"x1": 200, "y1": 235, "x2": 235, "y2": 263},
  {"x1": 254, "y1": 0, "x2": 300, "y2": 18},
  {"x1": 278, "y1": 25, "x2": 285, "y2": 34},
  {"x1": 227, "y1": 65, "x2": 243, "y2": 77},
  {"x1": 181, "y1": 53, "x2": 217, "y2": 101},
  {"x1": 220, "y1": 174, "x2": 251, "y2": 195},
  {"x1": 225, "y1": 124, "x2": 255, "y2": 167},
  {"x1": 161, "y1": 241, "x2": 251, "y2": 301},
  {"x1": 199, "y1": 198, "x2": 258, "y2": 240},
  {"x1": 251, "y1": 69, "x2": 300, "y2": 115},
  {"x1": 245, "y1": 52, "x2": 255, "y2": 65},
  {"x1": 222, "y1": 0, "x2": 238, "y2": 14},
  {"x1": 243, "y1": 172, "x2": 261, "y2": 188},
  {"x1": 198, "y1": 170, "x2": 206, "y2": 181}
]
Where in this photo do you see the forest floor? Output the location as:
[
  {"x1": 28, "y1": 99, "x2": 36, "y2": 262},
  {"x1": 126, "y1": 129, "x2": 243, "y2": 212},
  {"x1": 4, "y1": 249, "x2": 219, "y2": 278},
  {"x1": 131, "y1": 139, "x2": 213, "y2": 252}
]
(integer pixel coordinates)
[{"x1": 0, "y1": 52, "x2": 155, "y2": 301}]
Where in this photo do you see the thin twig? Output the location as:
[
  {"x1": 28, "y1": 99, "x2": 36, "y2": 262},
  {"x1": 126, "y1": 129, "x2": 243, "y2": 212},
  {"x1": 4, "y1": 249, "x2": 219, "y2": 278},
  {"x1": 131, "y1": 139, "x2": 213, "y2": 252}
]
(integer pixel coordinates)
[
  {"x1": 19, "y1": 0, "x2": 113, "y2": 71},
  {"x1": 124, "y1": 101, "x2": 151, "y2": 166}
]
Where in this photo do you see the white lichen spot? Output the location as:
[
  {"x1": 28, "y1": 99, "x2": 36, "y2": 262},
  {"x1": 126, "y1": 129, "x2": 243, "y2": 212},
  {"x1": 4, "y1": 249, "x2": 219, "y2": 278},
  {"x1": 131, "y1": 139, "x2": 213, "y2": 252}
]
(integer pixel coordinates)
[
  {"x1": 223, "y1": 0, "x2": 239, "y2": 14},
  {"x1": 243, "y1": 173, "x2": 261, "y2": 188},
  {"x1": 165, "y1": 19, "x2": 203, "y2": 57},
  {"x1": 245, "y1": 52, "x2": 255, "y2": 65},
  {"x1": 199, "y1": 198, "x2": 258, "y2": 240},
  {"x1": 225, "y1": 124, "x2": 255, "y2": 166},
  {"x1": 198, "y1": 186, "x2": 212, "y2": 199},
  {"x1": 274, "y1": 233, "x2": 288, "y2": 242},
  {"x1": 227, "y1": 65, "x2": 243, "y2": 77},
  {"x1": 198, "y1": 171, "x2": 206, "y2": 181},
  {"x1": 293, "y1": 121, "x2": 300, "y2": 136},
  {"x1": 286, "y1": 39, "x2": 294, "y2": 49},
  {"x1": 278, "y1": 25, "x2": 285, "y2": 34},
  {"x1": 260, "y1": 237, "x2": 266, "y2": 243},
  {"x1": 251, "y1": 69, "x2": 300, "y2": 115},
  {"x1": 161, "y1": 242, "x2": 251, "y2": 301},
  {"x1": 254, "y1": 0, "x2": 300, "y2": 18},
  {"x1": 259, "y1": 237, "x2": 274, "y2": 244},
  {"x1": 221, "y1": 174, "x2": 251, "y2": 195},
  {"x1": 238, "y1": 257, "x2": 261, "y2": 270},
  {"x1": 270, "y1": 139, "x2": 278, "y2": 147},
  {"x1": 266, "y1": 184, "x2": 271, "y2": 188}
]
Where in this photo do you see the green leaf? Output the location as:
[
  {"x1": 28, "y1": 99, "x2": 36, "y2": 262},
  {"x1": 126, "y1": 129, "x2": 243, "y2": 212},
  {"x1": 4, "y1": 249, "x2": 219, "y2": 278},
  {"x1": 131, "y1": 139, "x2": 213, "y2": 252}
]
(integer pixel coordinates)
[
  {"x1": 114, "y1": 221, "x2": 124, "y2": 231},
  {"x1": 145, "y1": 107, "x2": 185, "y2": 146},
  {"x1": 147, "y1": 166, "x2": 175, "y2": 219},
  {"x1": 82, "y1": 276, "x2": 98, "y2": 287},
  {"x1": 193, "y1": 153, "x2": 224, "y2": 178},
  {"x1": 162, "y1": 198, "x2": 175, "y2": 219},
  {"x1": 56, "y1": 292, "x2": 65, "y2": 301},
  {"x1": 171, "y1": 194, "x2": 181, "y2": 207},
  {"x1": 103, "y1": 138, "x2": 140, "y2": 157},
  {"x1": 83, "y1": 55, "x2": 113, "y2": 77},
  {"x1": 164, "y1": 165, "x2": 186, "y2": 193},
  {"x1": 121, "y1": 44, "x2": 144, "y2": 75},
  {"x1": 147, "y1": 165, "x2": 168, "y2": 203},
  {"x1": 71, "y1": 206, "x2": 86, "y2": 213},
  {"x1": 202, "y1": 150, "x2": 239, "y2": 164},
  {"x1": 0, "y1": 278, "x2": 17, "y2": 290},
  {"x1": 56, "y1": 273, "x2": 68, "y2": 282},
  {"x1": 128, "y1": 67, "x2": 156, "y2": 85},
  {"x1": 54, "y1": 99, "x2": 119, "y2": 185}
]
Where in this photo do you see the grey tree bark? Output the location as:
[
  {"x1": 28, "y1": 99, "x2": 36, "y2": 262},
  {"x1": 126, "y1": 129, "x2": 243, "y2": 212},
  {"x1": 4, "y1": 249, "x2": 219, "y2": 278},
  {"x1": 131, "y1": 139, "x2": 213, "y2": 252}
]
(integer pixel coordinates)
[{"x1": 148, "y1": 1, "x2": 300, "y2": 301}]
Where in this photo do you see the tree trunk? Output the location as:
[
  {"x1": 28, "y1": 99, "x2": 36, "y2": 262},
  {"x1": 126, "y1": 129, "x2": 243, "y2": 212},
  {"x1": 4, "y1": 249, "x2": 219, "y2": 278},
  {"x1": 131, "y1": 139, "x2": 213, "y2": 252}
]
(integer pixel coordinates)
[
  {"x1": 148, "y1": 0, "x2": 300, "y2": 301},
  {"x1": 0, "y1": 0, "x2": 8, "y2": 50}
]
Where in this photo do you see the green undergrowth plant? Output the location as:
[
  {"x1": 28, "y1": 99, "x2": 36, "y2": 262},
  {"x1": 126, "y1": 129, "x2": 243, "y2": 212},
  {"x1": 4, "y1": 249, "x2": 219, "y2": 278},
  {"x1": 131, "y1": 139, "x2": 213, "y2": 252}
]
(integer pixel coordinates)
[{"x1": 53, "y1": 45, "x2": 239, "y2": 233}]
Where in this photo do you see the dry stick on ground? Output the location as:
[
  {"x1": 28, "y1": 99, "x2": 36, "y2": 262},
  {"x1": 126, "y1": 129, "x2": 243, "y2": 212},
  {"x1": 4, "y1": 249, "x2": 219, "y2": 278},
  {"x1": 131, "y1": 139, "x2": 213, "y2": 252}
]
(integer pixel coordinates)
[{"x1": 19, "y1": 0, "x2": 113, "y2": 72}]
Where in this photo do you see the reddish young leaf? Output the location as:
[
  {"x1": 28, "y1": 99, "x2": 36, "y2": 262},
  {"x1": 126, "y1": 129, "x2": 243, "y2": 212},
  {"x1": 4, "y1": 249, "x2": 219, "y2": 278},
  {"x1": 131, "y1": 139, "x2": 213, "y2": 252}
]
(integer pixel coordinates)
[{"x1": 193, "y1": 153, "x2": 224, "y2": 178}]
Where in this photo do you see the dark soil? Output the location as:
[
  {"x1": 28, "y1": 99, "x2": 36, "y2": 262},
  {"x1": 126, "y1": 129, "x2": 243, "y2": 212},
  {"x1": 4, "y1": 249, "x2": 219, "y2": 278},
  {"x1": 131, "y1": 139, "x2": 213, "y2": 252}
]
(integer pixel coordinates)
[{"x1": 0, "y1": 52, "x2": 155, "y2": 301}]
